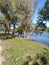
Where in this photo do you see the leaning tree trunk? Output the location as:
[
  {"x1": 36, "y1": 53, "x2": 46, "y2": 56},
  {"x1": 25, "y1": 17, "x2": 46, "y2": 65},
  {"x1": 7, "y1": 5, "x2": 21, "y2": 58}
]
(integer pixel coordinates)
[{"x1": 27, "y1": 32, "x2": 33, "y2": 39}]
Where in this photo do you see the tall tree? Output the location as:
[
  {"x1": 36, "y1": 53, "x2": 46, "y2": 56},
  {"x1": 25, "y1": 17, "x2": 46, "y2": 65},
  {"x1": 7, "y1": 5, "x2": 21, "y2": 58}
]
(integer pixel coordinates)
[
  {"x1": 35, "y1": 0, "x2": 49, "y2": 33},
  {"x1": 38, "y1": 0, "x2": 49, "y2": 21},
  {"x1": 17, "y1": 0, "x2": 37, "y2": 37},
  {"x1": 0, "y1": 0, "x2": 37, "y2": 36},
  {"x1": 0, "y1": 0, "x2": 18, "y2": 34}
]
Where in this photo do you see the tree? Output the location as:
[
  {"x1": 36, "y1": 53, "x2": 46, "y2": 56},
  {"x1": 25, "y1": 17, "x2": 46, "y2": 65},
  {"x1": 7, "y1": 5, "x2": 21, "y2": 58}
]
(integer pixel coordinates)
[
  {"x1": 38, "y1": 0, "x2": 49, "y2": 21},
  {"x1": 0, "y1": 0, "x2": 37, "y2": 36},
  {"x1": 17, "y1": 0, "x2": 37, "y2": 37},
  {"x1": 35, "y1": 0, "x2": 49, "y2": 33},
  {"x1": 0, "y1": 16, "x2": 10, "y2": 34},
  {"x1": 35, "y1": 19, "x2": 47, "y2": 34}
]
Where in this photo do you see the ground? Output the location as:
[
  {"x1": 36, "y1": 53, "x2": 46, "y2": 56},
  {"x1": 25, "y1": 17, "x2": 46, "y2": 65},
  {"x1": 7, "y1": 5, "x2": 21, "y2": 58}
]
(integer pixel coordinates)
[{"x1": 0, "y1": 37, "x2": 49, "y2": 65}]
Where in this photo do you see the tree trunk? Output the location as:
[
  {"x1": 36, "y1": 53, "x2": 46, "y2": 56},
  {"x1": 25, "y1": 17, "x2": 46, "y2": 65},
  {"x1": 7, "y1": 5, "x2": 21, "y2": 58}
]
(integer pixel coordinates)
[
  {"x1": 7, "y1": 23, "x2": 10, "y2": 34},
  {"x1": 23, "y1": 30, "x2": 26, "y2": 37},
  {"x1": 3, "y1": 24, "x2": 7, "y2": 35},
  {"x1": 5, "y1": 29, "x2": 6, "y2": 35},
  {"x1": 12, "y1": 23, "x2": 15, "y2": 35},
  {"x1": 27, "y1": 32, "x2": 33, "y2": 39}
]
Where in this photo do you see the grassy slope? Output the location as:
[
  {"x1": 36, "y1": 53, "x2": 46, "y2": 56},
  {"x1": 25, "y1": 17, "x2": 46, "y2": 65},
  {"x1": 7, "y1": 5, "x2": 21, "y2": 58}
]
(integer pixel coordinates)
[{"x1": 0, "y1": 37, "x2": 49, "y2": 65}]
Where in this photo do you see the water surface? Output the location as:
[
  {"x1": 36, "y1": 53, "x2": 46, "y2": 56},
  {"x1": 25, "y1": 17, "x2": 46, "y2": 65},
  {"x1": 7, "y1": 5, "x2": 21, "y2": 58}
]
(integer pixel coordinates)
[{"x1": 29, "y1": 32, "x2": 49, "y2": 45}]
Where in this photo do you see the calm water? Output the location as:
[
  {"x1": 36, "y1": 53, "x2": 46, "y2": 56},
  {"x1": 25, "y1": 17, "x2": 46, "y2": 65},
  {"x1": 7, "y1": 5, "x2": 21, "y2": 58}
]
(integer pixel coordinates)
[{"x1": 29, "y1": 32, "x2": 49, "y2": 45}]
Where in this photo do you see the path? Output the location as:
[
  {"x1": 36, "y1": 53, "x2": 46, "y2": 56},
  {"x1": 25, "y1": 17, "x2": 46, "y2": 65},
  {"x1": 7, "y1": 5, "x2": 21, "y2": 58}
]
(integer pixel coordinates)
[{"x1": 0, "y1": 40, "x2": 5, "y2": 65}]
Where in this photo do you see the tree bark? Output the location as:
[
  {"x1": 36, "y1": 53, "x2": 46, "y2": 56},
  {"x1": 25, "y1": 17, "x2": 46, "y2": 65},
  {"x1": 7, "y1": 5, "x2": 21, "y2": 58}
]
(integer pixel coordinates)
[
  {"x1": 12, "y1": 23, "x2": 15, "y2": 35},
  {"x1": 23, "y1": 30, "x2": 26, "y2": 37},
  {"x1": 7, "y1": 23, "x2": 11, "y2": 34}
]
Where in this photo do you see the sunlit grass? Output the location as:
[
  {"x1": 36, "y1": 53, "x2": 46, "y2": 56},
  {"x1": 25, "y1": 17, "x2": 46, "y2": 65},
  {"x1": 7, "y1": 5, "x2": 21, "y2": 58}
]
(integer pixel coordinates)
[{"x1": 1, "y1": 37, "x2": 49, "y2": 65}]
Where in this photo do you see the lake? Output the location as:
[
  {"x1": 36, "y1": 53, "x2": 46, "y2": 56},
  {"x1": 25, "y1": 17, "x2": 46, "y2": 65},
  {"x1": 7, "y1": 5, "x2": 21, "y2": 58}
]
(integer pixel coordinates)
[{"x1": 29, "y1": 32, "x2": 49, "y2": 46}]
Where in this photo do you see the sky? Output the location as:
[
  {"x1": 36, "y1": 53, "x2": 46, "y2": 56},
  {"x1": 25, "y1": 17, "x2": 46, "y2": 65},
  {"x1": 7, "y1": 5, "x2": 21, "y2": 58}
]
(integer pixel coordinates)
[{"x1": 32, "y1": 0, "x2": 49, "y2": 27}]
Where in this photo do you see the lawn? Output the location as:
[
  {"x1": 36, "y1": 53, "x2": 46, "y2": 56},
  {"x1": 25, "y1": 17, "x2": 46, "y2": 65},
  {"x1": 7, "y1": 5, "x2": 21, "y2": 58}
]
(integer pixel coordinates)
[{"x1": 0, "y1": 37, "x2": 49, "y2": 65}]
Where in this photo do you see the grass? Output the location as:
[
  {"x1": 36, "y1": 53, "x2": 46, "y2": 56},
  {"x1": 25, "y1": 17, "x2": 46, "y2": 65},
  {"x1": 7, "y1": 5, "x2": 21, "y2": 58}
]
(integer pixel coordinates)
[{"x1": 0, "y1": 37, "x2": 49, "y2": 65}]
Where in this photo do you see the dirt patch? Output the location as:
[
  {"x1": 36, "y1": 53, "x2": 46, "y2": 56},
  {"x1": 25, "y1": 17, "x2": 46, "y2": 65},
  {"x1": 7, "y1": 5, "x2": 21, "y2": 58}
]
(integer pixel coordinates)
[{"x1": 0, "y1": 46, "x2": 5, "y2": 65}]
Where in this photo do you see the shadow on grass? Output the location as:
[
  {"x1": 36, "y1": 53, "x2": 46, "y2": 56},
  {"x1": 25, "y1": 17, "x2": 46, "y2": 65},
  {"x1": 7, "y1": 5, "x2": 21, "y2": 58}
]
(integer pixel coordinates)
[
  {"x1": 0, "y1": 33, "x2": 16, "y2": 40},
  {"x1": 23, "y1": 52, "x2": 48, "y2": 65},
  {"x1": 33, "y1": 62, "x2": 40, "y2": 65},
  {"x1": 40, "y1": 56, "x2": 47, "y2": 65},
  {"x1": 23, "y1": 54, "x2": 32, "y2": 65}
]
